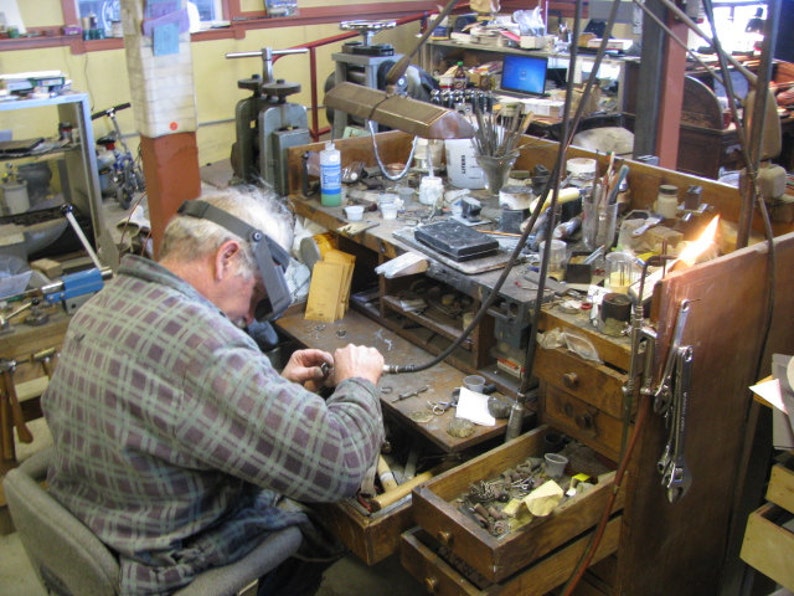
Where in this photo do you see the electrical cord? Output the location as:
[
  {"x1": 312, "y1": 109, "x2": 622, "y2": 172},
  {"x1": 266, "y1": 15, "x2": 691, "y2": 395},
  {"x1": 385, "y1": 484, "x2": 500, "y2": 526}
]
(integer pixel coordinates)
[{"x1": 561, "y1": 385, "x2": 652, "y2": 596}]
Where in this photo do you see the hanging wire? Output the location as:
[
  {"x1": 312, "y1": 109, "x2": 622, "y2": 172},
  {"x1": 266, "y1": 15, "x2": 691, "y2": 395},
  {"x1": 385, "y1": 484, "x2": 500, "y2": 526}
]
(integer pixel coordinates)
[{"x1": 367, "y1": 120, "x2": 418, "y2": 181}]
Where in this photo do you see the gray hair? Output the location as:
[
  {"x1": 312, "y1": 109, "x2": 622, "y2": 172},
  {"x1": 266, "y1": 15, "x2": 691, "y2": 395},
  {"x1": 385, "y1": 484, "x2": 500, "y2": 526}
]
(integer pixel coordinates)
[{"x1": 160, "y1": 186, "x2": 293, "y2": 279}]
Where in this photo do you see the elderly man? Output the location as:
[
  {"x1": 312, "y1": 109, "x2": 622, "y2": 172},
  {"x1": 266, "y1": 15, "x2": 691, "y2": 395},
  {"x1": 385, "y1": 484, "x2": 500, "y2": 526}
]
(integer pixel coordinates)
[{"x1": 42, "y1": 187, "x2": 385, "y2": 594}]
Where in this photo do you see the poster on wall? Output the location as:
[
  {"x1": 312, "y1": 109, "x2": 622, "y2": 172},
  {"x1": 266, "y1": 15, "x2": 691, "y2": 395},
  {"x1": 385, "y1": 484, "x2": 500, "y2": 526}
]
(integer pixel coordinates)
[{"x1": 265, "y1": 0, "x2": 297, "y2": 18}]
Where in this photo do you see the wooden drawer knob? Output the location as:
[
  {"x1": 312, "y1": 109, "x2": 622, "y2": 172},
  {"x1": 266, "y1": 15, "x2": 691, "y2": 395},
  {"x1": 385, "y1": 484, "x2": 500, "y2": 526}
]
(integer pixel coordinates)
[
  {"x1": 424, "y1": 576, "x2": 439, "y2": 592},
  {"x1": 562, "y1": 372, "x2": 579, "y2": 389},
  {"x1": 576, "y1": 412, "x2": 594, "y2": 430},
  {"x1": 436, "y1": 530, "x2": 452, "y2": 546}
]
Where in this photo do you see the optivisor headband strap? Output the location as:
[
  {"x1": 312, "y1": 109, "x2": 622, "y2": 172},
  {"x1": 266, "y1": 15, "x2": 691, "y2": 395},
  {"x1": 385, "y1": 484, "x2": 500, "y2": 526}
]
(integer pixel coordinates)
[{"x1": 177, "y1": 199, "x2": 292, "y2": 321}]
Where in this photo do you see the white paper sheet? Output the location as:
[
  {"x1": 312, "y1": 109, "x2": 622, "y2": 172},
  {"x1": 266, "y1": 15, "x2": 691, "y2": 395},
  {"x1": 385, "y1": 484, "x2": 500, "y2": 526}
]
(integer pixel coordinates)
[{"x1": 455, "y1": 386, "x2": 496, "y2": 426}]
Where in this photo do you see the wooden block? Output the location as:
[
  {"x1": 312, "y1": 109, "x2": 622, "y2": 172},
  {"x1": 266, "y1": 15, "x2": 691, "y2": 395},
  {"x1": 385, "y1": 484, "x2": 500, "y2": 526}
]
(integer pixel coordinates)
[
  {"x1": 30, "y1": 258, "x2": 63, "y2": 278},
  {"x1": 740, "y1": 502, "x2": 794, "y2": 591},
  {"x1": 16, "y1": 377, "x2": 49, "y2": 402},
  {"x1": 766, "y1": 460, "x2": 794, "y2": 514},
  {"x1": 645, "y1": 226, "x2": 684, "y2": 251}
]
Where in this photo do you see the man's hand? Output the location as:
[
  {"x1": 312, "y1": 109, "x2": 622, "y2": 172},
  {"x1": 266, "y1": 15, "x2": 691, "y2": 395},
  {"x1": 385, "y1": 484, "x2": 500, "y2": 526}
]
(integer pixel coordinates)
[
  {"x1": 282, "y1": 348, "x2": 334, "y2": 386},
  {"x1": 332, "y1": 344, "x2": 384, "y2": 386}
]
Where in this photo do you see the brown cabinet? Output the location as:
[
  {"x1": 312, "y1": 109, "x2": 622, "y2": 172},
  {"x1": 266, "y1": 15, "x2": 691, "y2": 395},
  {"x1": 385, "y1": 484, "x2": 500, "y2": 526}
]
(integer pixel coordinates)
[{"x1": 534, "y1": 309, "x2": 633, "y2": 463}]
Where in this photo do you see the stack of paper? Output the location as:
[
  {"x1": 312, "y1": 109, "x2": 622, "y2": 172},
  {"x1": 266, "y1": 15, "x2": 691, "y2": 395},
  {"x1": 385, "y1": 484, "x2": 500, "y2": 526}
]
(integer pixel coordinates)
[
  {"x1": 750, "y1": 354, "x2": 794, "y2": 450},
  {"x1": 303, "y1": 249, "x2": 355, "y2": 323}
]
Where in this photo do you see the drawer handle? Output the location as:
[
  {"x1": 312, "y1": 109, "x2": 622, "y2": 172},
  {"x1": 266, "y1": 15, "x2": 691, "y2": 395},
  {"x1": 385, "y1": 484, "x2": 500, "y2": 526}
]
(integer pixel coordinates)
[
  {"x1": 436, "y1": 530, "x2": 452, "y2": 546},
  {"x1": 575, "y1": 412, "x2": 594, "y2": 430},
  {"x1": 562, "y1": 372, "x2": 579, "y2": 389},
  {"x1": 424, "y1": 576, "x2": 439, "y2": 592}
]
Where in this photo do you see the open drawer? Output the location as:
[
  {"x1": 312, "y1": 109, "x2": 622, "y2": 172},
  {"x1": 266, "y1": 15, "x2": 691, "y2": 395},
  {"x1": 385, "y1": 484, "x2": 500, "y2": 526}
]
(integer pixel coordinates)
[
  {"x1": 314, "y1": 498, "x2": 415, "y2": 566},
  {"x1": 401, "y1": 520, "x2": 621, "y2": 595},
  {"x1": 410, "y1": 425, "x2": 623, "y2": 585}
]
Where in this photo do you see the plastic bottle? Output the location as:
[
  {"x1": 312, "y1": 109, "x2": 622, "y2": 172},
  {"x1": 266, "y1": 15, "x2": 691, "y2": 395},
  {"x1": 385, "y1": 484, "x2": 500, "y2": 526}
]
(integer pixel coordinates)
[
  {"x1": 452, "y1": 61, "x2": 467, "y2": 91},
  {"x1": 320, "y1": 142, "x2": 342, "y2": 207}
]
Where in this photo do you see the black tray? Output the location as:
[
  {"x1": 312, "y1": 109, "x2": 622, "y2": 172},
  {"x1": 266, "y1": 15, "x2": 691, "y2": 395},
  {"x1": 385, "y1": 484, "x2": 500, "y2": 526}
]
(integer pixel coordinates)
[{"x1": 414, "y1": 220, "x2": 499, "y2": 262}]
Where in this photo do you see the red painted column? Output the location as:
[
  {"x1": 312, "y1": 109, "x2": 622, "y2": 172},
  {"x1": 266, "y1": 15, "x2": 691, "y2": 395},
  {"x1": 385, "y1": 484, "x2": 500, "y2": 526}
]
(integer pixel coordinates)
[
  {"x1": 656, "y1": 17, "x2": 689, "y2": 169},
  {"x1": 140, "y1": 133, "x2": 201, "y2": 256},
  {"x1": 120, "y1": 0, "x2": 201, "y2": 256}
]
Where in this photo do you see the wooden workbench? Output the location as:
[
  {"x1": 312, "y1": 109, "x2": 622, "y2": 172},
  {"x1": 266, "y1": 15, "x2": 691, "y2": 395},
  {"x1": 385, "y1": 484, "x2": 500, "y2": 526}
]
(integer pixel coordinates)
[{"x1": 284, "y1": 130, "x2": 794, "y2": 592}]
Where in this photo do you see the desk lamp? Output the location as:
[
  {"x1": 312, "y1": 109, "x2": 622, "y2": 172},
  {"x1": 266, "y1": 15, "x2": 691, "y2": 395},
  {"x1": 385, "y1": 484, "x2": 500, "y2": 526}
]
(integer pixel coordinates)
[{"x1": 324, "y1": 0, "x2": 475, "y2": 139}]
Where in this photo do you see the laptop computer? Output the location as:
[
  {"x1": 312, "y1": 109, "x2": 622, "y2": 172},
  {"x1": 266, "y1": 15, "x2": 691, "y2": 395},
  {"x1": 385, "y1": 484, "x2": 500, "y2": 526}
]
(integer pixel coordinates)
[{"x1": 497, "y1": 53, "x2": 549, "y2": 99}]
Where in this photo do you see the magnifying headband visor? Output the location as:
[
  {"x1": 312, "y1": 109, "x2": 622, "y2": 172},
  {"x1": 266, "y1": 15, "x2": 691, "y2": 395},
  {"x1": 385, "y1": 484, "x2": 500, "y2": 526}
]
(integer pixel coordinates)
[{"x1": 177, "y1": 199, "x2": 291, "y2": 321}]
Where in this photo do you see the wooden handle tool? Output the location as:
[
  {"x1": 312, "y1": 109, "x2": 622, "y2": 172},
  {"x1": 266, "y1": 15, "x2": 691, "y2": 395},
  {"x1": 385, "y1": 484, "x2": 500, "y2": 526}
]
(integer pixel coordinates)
[
  {"x1": 377, "y1": 455, "x2": 399, "y2": 492},
  {"x1": 0, "y1": 360, "x2": 33, "y2": 445},
  {"x1": 370, "y1": 470, "x2": 434, "y2": 512}
]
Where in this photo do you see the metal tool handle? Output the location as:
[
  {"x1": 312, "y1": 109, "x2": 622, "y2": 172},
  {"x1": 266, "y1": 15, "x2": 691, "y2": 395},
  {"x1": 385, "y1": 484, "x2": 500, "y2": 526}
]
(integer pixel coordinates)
[
  {"x1": 225, "y1": 47, "x2": 308, "y2": 86},
  {"x1": 225, "y1": 47, "x2": 308, "y2": 60},
  {"x1": 61, "y1": 204, "x2": 102, "y2": 270},
  {"x1": 653, "y1": 299, "x2": 691, "y2": 412}
]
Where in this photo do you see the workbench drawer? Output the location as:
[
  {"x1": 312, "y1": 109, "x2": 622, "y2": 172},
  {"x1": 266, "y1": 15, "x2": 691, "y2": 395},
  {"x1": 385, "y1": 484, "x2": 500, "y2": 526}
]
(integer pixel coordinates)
[
  {"x1": 410, "y1": 425, "x2": 622, "y2": 584},
  {"x1": 534, "y1": 345, "x2": 627, "y2": 419},
  {"x1": 740, "y1": 502, "x2": 794, "y2": 592},
  {"x1": 314, "y1": 497, "x2": 415, "y2": 566},
  {"x1": 401, "y1": 512, "x2": 622, "y2": 594},
  {"x1": 765, "y1": 455, "x2": 794, "y2": 513},
  {"x1": 540, "y1": 383, "x2": 626, "y2": 462}
]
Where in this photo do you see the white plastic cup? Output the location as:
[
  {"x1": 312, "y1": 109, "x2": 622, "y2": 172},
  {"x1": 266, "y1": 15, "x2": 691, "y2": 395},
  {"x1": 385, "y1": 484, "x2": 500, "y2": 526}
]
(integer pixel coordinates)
[
  {"x1": 544, "y1": 452, "x2": 569, "y2": 479},
  {"x1": 1, "y1": 182, "x2": 30, "y2": 215},
  {"x1": 344, "y1": 205, "x2": 364, "y2": 221},
  {"x1": 380, "y1": 203, "x2": 397, "y2": 220}
]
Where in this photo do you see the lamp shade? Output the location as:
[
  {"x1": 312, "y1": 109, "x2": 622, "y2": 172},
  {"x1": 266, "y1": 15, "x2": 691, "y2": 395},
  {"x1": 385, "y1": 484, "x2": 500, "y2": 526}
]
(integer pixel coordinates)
[{"x1": 325, "y1": 82, "x2": 475, "y2": 140}]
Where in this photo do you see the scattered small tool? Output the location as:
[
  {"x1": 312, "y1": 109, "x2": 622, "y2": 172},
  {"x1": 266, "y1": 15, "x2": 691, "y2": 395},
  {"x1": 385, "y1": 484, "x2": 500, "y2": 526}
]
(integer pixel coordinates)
[
  {"x1": 429, "y1": 399, "x2": 457, "y2": 416},
  {"x1": 337, "y1": 221, "x2": 379, "y2": 236},
  {"x1": 394, "y1": 385, "x2": 429, "y2": 402},
  {"x1": 632, "y1": 214, "x2": 663, "y2": 236}
]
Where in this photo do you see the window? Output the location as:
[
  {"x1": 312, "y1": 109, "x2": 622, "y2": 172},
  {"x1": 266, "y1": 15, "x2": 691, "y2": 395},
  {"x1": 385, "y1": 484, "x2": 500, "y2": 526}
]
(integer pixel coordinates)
[{"x1": 75, "y1": 0, "x2": 224, "y2": 35}]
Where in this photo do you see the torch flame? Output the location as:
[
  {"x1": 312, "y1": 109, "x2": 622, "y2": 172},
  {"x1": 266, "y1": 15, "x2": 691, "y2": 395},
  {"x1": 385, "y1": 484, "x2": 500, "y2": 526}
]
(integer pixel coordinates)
[{"x1": 676, "y1": 215, "x2": 720, "y2": 267}]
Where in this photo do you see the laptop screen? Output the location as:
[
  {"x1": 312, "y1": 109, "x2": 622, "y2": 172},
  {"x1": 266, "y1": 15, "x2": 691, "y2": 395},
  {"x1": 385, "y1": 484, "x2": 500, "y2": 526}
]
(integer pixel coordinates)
[{"x1": 499, "y1": 54, "x2": 548, "y2": 97}]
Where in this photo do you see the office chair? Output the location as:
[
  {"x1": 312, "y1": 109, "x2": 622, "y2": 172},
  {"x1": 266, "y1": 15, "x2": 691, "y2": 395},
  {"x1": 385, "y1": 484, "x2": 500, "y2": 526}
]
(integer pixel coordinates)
[{"x1": 3, "y1": 447, "x2": 303, "y2": 596}]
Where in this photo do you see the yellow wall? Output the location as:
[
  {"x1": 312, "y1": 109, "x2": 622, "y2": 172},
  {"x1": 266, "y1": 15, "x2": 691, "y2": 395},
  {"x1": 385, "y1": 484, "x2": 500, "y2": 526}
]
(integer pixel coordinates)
[
  {"x1": 0, "y1": 18, "x2": 422, "y2": 167},
  {"x1": 18, "y1": 0, "x2": 65, "y2": 28}
]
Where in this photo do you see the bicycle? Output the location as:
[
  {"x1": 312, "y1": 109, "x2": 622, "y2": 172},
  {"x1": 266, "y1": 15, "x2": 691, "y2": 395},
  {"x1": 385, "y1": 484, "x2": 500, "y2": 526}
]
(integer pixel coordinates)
[{"x1": 91, "y1": 102, "x2": 145, "y2": 209}]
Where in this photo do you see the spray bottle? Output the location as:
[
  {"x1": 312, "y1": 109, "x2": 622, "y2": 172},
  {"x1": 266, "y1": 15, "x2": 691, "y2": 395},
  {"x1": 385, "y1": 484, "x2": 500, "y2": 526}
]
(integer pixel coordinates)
[{"x1": 320, "y1": 142, "x2": 342, "y2": 207}]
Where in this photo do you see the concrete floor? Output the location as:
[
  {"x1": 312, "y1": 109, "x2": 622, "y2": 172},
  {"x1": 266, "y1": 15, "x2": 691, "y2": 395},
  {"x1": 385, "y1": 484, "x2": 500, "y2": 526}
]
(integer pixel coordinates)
[{"x1": 0, "y1": 420, "x2": 422, "y2": 595}]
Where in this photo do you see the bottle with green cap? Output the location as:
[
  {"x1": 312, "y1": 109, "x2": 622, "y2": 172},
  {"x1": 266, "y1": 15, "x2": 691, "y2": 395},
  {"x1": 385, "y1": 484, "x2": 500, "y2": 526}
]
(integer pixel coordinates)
[{"x1": 452, "y1": 61, "x2": 467, "y2": 90}]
